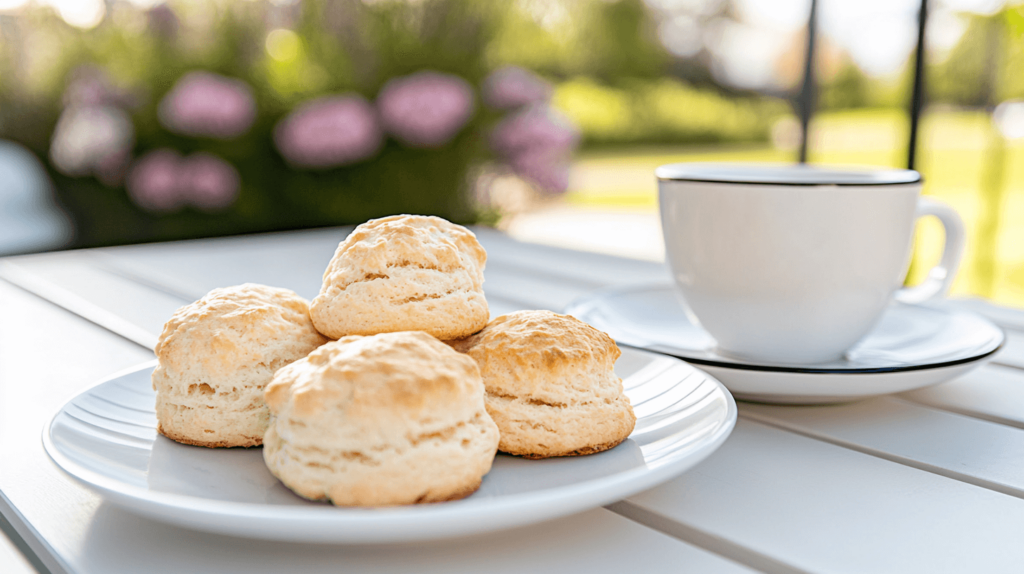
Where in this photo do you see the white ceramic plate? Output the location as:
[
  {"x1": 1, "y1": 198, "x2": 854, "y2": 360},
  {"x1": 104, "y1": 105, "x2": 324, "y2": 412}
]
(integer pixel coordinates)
[
  {"x1": 43, "y1": 347, "x2": 736, "y2": 543},
  {"x1": 566, "y1": 284, "x2": 1005, "y2": 404}
]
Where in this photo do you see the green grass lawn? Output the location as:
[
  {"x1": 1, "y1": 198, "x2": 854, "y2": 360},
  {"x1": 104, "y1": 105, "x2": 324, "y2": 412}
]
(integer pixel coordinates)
[{"x1": 566, "y1": 108, "x2": 1024, "y2": 307}]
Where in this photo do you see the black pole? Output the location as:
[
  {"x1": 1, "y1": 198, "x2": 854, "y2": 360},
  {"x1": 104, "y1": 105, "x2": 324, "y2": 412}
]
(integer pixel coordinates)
[
  {"x1": 907, "y1": 0, "x2": 928, "y2": 170},
  {"x1": 798, "y1": 0, "x2": 818, "y2": 164}
]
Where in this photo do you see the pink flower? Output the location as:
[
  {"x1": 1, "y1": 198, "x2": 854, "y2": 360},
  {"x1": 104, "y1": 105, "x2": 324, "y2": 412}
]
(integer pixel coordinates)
[
  {"x1": 490, "y1": 106, "x2": 579, "y2": 194},
  {"x1": 482, "y1": 66, "x2": 552, "y2": 110},
  {"x1": 127, "y1": 149, "x2": 185, "y2": 212},
  {"x1": 508, "y1": 150, "x2": 571, "y2": 194},
  {"x1": 64, "y1": 66, "x2": 112, "y2": 107},
  {"x1": 274, "y1": 95, "x2": 383, "y2": 168},
  {"x1": 95, "y1": 149, "x2": 131, "y2": 188},
  {"x1": 127, "y1": 149, "x2": 240, "y2": 212},
  {"x1": 377, "y1": 71, "x2": 475, "y2": 148},
  {"x1": 147, "y1": 3, "x2": 178, "y2": 39},
  {"x1": 63, "y1": 65, "x2": 140, "y2": 109},
  {"x1": 490, "y1": 106, "x2": 579, "y2": 157},
  {"x1": 158, "y1": 72, "x2": 256, "y2": 139},
  {"x1": 181, "y1": 153, "x2": 240, "y2": 211}
]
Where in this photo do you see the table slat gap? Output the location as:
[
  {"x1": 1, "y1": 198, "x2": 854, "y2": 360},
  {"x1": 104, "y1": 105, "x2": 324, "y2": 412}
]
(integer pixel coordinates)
[
  {"x1": 892, "y1": 399, "x2": 1024, "y2": 432},
  {"x1": 990, "y1": 330, "x2": 1024, "y2": 371},
  {"x1": 0, "y1": 263, "x2": 156, "y2": 351},
  {"x1": 897, "y1": 363, "x2": 1024, "y2": 428},
  {"x1": 887, "y1": 395, "x2": 1024, "y2": 430},
  {"x1": 484, "y1": 259, "x2": 613, "y2": 291},
  {"x1": 88, "y1": 252, "x2": 200, "y2": 303},
  {"x1": 607, "y1": 500, "x2": 814, "y2": 574},
  {"x1": 625, "y1": 419, "x2": 1024, "y2": 573},
  {"x1": 738, "y1": 405, "x2": 1024, "y2": 499},
  {"x1": 0, "y1": 485, "x2": 71, "y2": 574}
]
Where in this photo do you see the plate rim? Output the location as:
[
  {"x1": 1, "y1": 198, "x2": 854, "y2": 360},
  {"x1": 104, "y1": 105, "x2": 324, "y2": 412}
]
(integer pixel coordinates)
[
  {"x1": 566, "y1": 284, "x2": 1006, "y2": 376},
  {"x1": 42, "y1": 349, "x2": 737, "y2": 542}
]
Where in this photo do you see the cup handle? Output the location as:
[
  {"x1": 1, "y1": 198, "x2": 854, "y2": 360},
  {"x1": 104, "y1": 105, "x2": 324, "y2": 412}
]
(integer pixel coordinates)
[{"x1": 894, "y1": 197, "x2": 965, "y2": 304}]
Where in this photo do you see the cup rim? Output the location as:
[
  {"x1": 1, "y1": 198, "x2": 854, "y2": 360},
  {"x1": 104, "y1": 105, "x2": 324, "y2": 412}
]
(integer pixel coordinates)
[{"x1": 656, "y1": 162, "x2": 922, "y2": 187}]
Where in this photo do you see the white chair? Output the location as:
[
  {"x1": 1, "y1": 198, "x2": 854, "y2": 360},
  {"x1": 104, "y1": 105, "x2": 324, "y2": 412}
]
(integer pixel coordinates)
[{"x1": 0, "y1": 140, "x2": 72, "y2": 256}]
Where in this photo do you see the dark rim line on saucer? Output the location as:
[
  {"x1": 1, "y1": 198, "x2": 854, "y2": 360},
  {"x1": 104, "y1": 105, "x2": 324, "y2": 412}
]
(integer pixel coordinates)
[{"x1": 618, "y1": 337, "x2": 1005, "y2": 375}]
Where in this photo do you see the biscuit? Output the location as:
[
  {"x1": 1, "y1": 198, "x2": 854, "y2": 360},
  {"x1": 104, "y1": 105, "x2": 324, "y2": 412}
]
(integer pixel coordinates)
[
  {"x1": 450, "y1": 310, "x2": 636, "y2": 459},
  {"x1": 152, "y1": 284, "x2": 328, "y2": 448},
  {"x1": 309, "y1": 215, "x2": 488, "y2": 340},
  {"x1": 263, "y1": 331, "x2": 500, "y2": 506}
]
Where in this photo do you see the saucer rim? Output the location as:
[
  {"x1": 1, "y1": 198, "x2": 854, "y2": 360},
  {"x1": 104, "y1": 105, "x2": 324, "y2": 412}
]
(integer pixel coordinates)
[
  {"x1": 566, "y1": 285, "x2": 1006, "y2": 376},
  {"x1": 626, "y1": 342, "x2": 1004, "y2": 375}
]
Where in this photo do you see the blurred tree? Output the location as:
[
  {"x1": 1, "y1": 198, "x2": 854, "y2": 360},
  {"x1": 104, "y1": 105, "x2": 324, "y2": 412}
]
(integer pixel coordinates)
[
  {"x1": 929, "y1": 6, "x2": 1024, "y2": 106},
  {"x1": 487, "y1": 0, "x2": 667, "y2": 81},
  {"x1": 929, "y1": 13, "x2": 992, "y2": 106},
  {"x1": 570, "y1": 0, "x2": 667, "y2": 81},
  {"x1": 997, "y1": 6, "x2": 1024, "y2": 101},
  {"x1": 818, "y1": 59, "x2": 871, "y2": 110},
  {"x1": 967, "y1": 8, "x2": 1021, "y2": 298}
]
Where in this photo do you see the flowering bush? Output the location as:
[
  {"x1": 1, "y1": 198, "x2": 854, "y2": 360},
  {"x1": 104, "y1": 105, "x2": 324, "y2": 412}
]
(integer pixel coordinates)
[{"x1": 0, "y1": 0, "x2": 573, "y2": 247}]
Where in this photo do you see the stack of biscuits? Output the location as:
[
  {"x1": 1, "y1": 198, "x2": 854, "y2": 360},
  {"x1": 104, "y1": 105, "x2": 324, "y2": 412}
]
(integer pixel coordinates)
[{"x1": 152, "y1": 214, "x2": 636, "y2": 506}]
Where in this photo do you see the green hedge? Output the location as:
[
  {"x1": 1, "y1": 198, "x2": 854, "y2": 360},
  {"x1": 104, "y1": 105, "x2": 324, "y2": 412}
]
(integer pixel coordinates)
[{"x1": 553, "y1": 77, "x2": 788, "y2": 147}]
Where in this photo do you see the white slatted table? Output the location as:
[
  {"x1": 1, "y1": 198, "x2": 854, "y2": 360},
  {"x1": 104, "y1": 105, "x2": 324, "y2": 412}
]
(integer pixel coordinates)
[{"x1": 1, "y1": 227, "x2": 1022, "y2": 573}]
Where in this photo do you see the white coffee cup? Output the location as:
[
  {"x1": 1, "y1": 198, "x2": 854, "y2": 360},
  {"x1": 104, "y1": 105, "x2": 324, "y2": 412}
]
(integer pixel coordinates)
[{"x1": 657, "y1": 163, "x2": 965, "y2": 364}]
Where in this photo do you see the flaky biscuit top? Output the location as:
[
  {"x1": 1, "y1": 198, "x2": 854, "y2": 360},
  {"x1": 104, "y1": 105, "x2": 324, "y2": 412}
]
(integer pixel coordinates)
[
  {"x1": 316, "y1": 214, "x2": 486, "y2": 297},
  {"x1": 154, "y1": 283, "x2": 328, "y2": 380},
  {"x1": 265, "y1": 331, "x2": 485, "y2": 429},
  {"x1": 451, "y1": 310, "x2": 623, "y2": 405}
]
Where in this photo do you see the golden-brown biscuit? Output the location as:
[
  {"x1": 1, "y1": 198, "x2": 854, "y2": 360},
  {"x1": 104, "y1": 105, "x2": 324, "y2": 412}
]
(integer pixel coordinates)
[
  {"x1": 152, "y1": 284, "x2": 328, "y2": 448},
  {"x1": 263, "y1": 331, "x2": 500, "y2": 506},
  {"x1": 451, "y1": 310, "x2": 636, "y2": 459},
  {"x1": 309, "y1": 215, "x2": 488, "y2": 340}
]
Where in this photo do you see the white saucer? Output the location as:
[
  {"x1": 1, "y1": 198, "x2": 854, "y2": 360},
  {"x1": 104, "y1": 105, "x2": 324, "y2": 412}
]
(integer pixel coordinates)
[
  {"x1": 42, "y1": 347, "x2": 736, "y2": 544},
  {"x1": 565, "y1": 284, "x2": 1005, "y2": 404}
]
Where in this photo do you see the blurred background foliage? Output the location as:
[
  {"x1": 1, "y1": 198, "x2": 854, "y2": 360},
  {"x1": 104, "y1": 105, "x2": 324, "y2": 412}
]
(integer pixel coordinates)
[
  {"x1": 1, "y1": 0, "x2": 1024, "y2": 303},
  {"x1": 1, "y1": 0, "x2": 506, "y2": 246}
]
